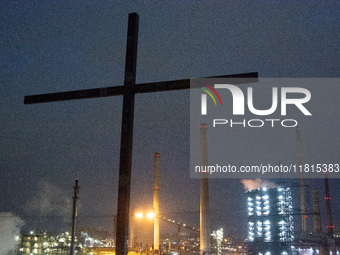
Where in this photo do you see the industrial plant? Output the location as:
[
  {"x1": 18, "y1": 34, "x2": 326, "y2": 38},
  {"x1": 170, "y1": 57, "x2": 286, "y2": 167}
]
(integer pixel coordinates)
[
  {"x1": 246, "y1": 186, "x2": 294, "y2": 255},
  {"x1": 8, "y1": 124, "x2": 338, "y2": 255}
]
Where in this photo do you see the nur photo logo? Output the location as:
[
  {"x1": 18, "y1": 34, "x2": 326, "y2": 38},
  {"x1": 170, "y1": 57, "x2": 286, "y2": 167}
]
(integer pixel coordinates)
[{"x1": 196, "y1": 79, "x2": 312, "y2": 128}]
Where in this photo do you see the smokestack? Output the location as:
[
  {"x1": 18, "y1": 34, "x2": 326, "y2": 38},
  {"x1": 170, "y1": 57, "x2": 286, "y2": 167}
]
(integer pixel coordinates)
[
  {"x1": 296, "y1": 127, "x2": 308, "y2": 236},
  {"x1": 200, "y1": 123, "x2": 210, "y2": 255},
  {"x1": 130, "y1": 208, "x2": 134, "y2": 249},
  {"x1": 153, "y1": 153, "x2": 160, "y2": 254},
  {"x1": 114, "y1": 215, "x2": 117, "y2": 246},
  {"x1": 324, "y1": 173, "x2": 334, "y2": 236},
  {"x1": 312, "y1": 190, "x2": 322, "y2": 235},
  {"x1": 70, "y1": 179, "x2": 79, "y2": 255}
]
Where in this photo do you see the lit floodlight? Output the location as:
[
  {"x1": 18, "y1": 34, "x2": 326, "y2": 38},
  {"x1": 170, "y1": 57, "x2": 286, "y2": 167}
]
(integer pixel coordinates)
[
  {"x1": 147, "y1": 212, "x2": 155, "y2": 218},
  {"x1": 135, "y1": 213, "x2": 143, "y2": 218}
]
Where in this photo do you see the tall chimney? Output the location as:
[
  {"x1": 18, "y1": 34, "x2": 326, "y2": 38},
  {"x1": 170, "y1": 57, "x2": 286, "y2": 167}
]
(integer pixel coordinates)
[
  {"x1": 296, "y1": 127, "x2": 308, "y2": 236},
  {"x1": 200, "y1": 123, "x2": 210, "y2": 255},
  {"x1": 324, "y1": 173, "x2": 334, "y2": 236},
  {"x1": 70, "y1": 179, "x2": 79, "y2": 255},
  {"x1": 153, "y1": 153, "x2": 160, "y2": 254},
  {"x1": 312, "y1": 190, "x2": 322, "y2": 235},
  {"x1": 114, "y1": 215, "x2": 117, "y2": 247},
  {"x1": 130, "y1": 207, "x2": 135, "y2": 249}
]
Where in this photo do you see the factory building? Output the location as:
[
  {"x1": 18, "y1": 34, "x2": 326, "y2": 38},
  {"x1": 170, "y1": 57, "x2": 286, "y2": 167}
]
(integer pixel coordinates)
[{"x1": 246, "y1": 186, "x2": 294, "y2": 255}]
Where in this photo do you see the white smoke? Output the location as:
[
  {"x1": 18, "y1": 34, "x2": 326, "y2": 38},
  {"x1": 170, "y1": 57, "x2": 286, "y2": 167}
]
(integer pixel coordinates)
[
  {"x1": 0, "y1": 212, "x2": 24, "y2": 255},
  {"x1": 26, "y1": 179, "x2": 72, "y2": 216},
  {"x1": 241, "y1": 178, "x2": 277, "y2": 191}
]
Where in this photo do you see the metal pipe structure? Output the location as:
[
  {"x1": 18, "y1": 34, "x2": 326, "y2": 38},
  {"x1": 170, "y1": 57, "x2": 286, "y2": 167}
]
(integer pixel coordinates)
[
  {"x1": 296, "y1": 127, "x2": 308, "y2": 236},
  {"x1": 312, "y1": 189, "x2": 322, "y2": 235},
  {"x1": 70, "y1": 179, "x2": 79, "y2": 255},
  {"x1": 200, "y1": 124, "x2": 210, "y2": 255},
  {"x1": 153, "y1": 153, "x2": 160, "y2": 254}
]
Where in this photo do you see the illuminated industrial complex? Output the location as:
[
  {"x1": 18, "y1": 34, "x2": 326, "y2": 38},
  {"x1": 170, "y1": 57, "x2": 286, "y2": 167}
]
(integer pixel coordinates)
[{"x1": 246, "y1": 186, "x2": 294, "y2": 255}]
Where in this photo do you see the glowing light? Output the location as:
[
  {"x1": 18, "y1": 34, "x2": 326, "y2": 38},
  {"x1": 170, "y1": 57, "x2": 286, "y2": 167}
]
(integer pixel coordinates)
[
  {"x1": 135, "y1": 213, "x2": 143, "y2": 218},
  {"x1": 147, "y1": 212, "x2": 154, "y2": 218}
]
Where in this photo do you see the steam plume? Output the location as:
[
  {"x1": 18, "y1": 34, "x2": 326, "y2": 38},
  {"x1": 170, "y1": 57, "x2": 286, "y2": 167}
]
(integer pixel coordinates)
[
  {"x1": 26, "y1": 179, "x2": 72, "y2": 216},
  {"x1": 0, "y1": 212, "x2": 24, "y2": 254},
  {"x1": 241, "y1": 179, "x2": 276, "y2": 191}
]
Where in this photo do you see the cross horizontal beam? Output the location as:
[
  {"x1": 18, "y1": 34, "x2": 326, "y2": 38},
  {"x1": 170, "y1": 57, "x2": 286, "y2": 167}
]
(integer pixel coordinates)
[{"x1": 24, "y1": 72, "x2": 258, "y2": 104}]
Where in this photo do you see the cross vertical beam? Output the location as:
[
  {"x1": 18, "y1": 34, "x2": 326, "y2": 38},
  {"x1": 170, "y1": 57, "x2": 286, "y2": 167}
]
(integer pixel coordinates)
[{"x1": 116, "y1": 13, "x2": 139, "y2": 255}]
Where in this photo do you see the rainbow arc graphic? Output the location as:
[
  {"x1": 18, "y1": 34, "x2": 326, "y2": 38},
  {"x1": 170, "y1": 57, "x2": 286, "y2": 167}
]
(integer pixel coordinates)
[
  {"x1": 197, "y1": 82, "x2": 222, "y2": 115},
  {"x1": 197, "y1": 82, "x2": 223, "y2": 106}
]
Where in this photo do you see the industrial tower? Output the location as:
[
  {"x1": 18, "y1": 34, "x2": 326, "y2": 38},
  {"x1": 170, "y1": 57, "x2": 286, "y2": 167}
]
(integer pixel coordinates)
[
  {"x1": 153, "y1": 153, "x2": 160, "y2": 254},
  {"x1": 200, "y1": 123, "x2": 210, "y2": 255},
  {"x1": 246, "y1": 186, "x2": 294, "y2": 255}
]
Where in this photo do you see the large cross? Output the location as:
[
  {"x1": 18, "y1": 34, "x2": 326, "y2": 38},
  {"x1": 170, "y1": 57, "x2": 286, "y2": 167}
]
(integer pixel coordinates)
[{"x1": 24, "y1": 13, "x2": 258, "y2": 255}]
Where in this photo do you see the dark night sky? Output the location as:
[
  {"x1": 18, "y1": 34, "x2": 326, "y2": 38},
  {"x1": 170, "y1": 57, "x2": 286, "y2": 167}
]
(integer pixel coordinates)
[{"x1": 1, "y1": 1, "x2": 340, "y2": 241}]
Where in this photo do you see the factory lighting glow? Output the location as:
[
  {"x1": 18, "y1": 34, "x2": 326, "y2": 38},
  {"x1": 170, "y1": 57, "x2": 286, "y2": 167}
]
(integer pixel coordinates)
[{"x1": 246, "y1": 186, "x2": 294, "y2": 254}]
